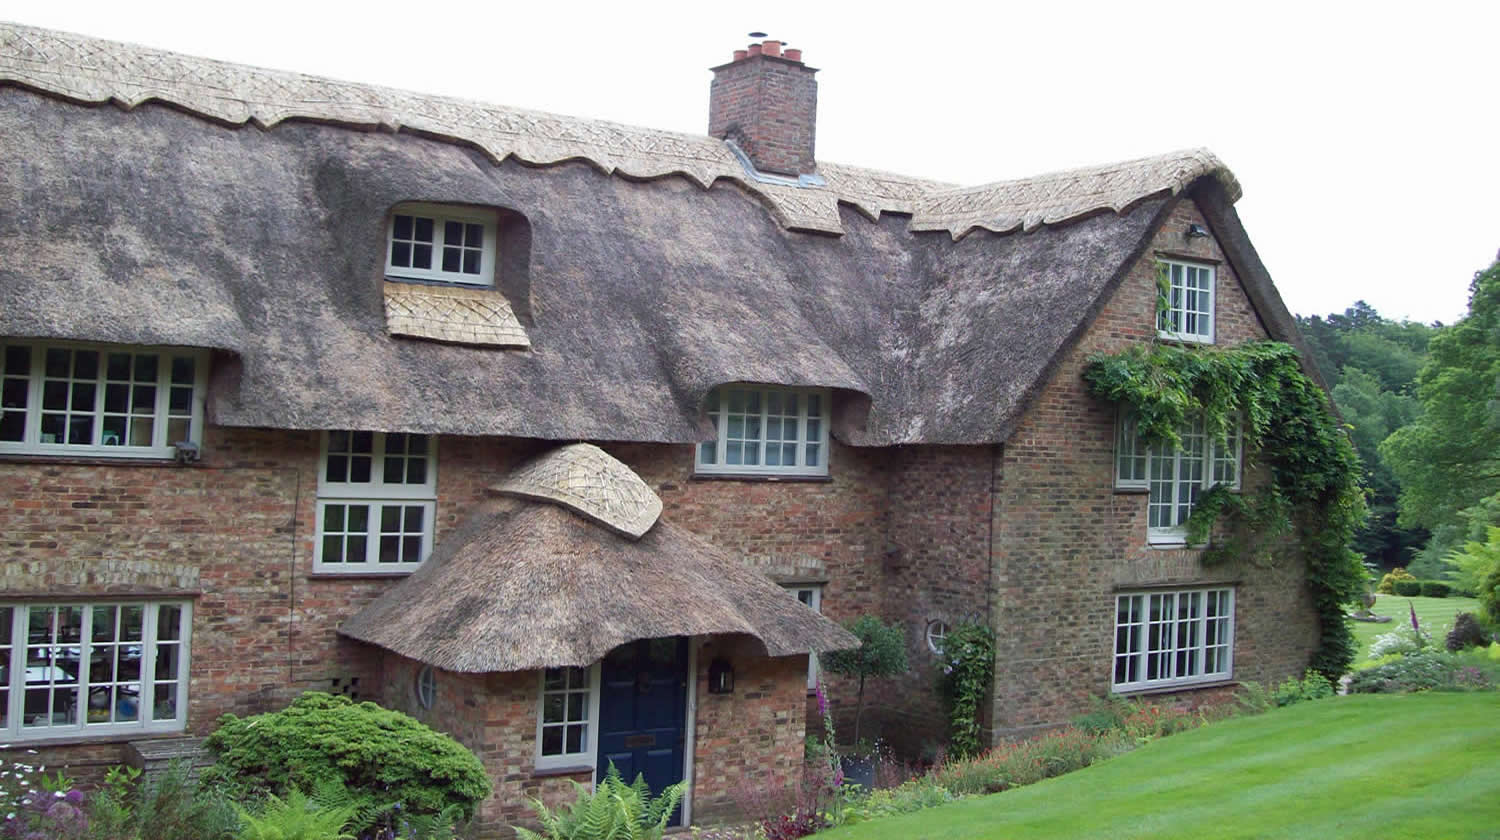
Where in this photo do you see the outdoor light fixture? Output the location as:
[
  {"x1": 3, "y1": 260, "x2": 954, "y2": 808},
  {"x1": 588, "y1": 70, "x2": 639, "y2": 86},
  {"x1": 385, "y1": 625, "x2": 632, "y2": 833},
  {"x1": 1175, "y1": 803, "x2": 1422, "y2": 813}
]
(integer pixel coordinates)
[
  {"x1": 1186, "y1": 223, "x2": 1210, "y2": 239},
  {"x1": 708, "y1": 658, "x2": 735, "y2": 694}
]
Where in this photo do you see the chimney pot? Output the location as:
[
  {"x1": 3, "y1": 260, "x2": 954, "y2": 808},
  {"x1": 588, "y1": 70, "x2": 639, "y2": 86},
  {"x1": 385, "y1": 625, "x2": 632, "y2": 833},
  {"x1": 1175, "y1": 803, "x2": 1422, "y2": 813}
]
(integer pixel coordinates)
[
  {"x1": 784, "y1": 48, "x2": 802, "y2": 62},
  {"x1": 747, "y1": 43, "x2": 762, "y2": 56},
  {"x1": 733, "y1": 49, "x2": 748, "y2": 61},
  {"x1": 762, "y1": 40, "x2": 781, "y2": 57}
]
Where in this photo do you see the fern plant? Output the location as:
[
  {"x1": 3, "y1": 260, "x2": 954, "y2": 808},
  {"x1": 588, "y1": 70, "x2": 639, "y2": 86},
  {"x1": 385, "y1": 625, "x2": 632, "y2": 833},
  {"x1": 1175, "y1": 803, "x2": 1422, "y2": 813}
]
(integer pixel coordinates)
[
  {"x1": 513, "y1": 763, "x2": 685, "y2": 840},
  {"x1": 234, "y1": 788, "x2": 355, "y2": 840}
]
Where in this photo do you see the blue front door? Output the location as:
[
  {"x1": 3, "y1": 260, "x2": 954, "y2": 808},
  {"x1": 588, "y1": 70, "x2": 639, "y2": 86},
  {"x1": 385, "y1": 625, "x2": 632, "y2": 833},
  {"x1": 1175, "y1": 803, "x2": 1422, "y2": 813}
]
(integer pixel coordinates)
[{"x1": 597, "y1": 637, "x2": 689, "y2": 822}]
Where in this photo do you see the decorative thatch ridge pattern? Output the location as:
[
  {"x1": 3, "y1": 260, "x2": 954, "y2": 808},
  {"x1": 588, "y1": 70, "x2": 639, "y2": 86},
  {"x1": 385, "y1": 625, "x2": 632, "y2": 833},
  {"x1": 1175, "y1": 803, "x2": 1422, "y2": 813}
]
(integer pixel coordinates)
[
  {"x1": 383, "y1": 282, "x2": 530, "y2": 348},
  {"x1": 492, "y1": 444, "x2": 662, "y2": 539},
  {"x1": 0, "y1": 22, "x2": 1238, "y2": 238},
  {"x1": 338, "y1": 497, "x2": 861, "y2": 672}
]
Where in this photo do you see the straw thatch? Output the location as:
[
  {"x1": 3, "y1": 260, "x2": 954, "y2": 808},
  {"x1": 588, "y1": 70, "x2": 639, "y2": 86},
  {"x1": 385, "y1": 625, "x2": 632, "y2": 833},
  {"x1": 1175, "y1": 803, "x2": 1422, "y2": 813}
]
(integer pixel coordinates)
[
  {"x1": 492, "y1": 443, "x2": 662, "y2": 540},
  {"x1": 0, "y1": 22, "x2": 1317, "y2": 446},
  {"x1": 337, "y1": 496, "x2": 860, "y2": 672}
]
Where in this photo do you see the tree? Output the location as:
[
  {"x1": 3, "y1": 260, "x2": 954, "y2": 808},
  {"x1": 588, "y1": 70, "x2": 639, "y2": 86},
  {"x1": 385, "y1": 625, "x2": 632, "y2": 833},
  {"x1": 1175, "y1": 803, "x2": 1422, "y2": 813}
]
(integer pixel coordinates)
[
  {"x1": 821, "y1": 615, "x2": 908, "y2": 746},
  {"x1": 1382, "y1": 258, "x2": 1500, "y2": 544}
]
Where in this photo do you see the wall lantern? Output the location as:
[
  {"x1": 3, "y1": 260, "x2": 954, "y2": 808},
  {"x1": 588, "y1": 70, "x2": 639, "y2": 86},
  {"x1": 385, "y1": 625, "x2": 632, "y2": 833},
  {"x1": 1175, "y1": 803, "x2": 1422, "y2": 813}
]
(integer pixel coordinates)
[
  {"x1": 1185, "y1": 223, "x2": 1210, "y2": 239},
  {"x1": 708, "y1": 658, "x2": 735, "y2": 694}
]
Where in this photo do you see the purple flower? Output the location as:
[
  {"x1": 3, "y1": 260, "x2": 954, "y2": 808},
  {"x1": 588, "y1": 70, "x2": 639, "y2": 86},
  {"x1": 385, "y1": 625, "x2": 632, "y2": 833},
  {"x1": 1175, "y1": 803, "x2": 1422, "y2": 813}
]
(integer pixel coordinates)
[
  {"x1": 1409, "y1": 601, "x2": 1420, "y2": 633},
  {"x1": 815, "y1": 680, "x2": 828, "y2": 717},
  {"x1": 63, "y1": 789, "x2": 83, "y2": 805}
]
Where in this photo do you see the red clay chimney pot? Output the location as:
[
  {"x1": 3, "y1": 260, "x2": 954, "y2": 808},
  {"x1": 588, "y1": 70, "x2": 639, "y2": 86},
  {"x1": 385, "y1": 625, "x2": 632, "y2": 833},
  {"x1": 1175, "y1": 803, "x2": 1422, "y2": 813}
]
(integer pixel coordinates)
[
  {"x1": 762, "y1": 40, "x2": 781, "y2": 57},
  {"x1": 733, "y1": 49, "x2": 748, "y2": 61},
  {"x1": 747, "y1": 43, "x2": 762, "y2": 56},
  {"x1": 784, "y1": 48, "x2": 802, "y2": 61}
]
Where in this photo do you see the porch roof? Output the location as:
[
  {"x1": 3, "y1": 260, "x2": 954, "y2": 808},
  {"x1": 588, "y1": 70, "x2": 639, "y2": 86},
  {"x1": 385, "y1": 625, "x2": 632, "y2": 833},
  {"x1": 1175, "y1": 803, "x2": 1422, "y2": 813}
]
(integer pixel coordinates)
[{"x1": 337, "y1": 495, "x2": 859, "y2": 672}]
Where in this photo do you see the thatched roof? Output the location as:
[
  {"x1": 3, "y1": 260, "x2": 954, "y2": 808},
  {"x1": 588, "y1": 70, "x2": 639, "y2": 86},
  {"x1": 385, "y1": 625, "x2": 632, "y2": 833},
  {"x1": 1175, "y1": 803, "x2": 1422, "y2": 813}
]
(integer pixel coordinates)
[
  {"x1": 0, "y1": 22, "x2": 1311, "y2": 445},
  {"x1": 338, "y1": 495, "x2": 860, "y2": 672}
]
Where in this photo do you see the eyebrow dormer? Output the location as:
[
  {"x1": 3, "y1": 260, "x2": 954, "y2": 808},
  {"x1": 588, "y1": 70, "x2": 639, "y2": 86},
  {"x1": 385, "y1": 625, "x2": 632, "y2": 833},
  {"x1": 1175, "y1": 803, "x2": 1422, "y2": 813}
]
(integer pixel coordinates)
[{"x1": 381, "y1": 202, "x2": 530, "y2": 349}]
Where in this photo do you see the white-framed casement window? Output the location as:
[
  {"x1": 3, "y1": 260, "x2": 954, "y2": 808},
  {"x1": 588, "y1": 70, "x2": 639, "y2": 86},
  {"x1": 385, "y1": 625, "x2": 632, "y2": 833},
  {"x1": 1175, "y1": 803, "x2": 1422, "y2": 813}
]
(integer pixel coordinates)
[
  {"x1": 385, "y1": 203, "x2": 497, "y2": 286},
  {"x1": 0, "y1": 341, "x2": 207, "y2": 459},
  {"x1": 1, "y1": 601, "x2": 191, "y2": 742},
  {"x1": 786, "y1": 585, "x2": 824, "y2": 690},
  {"x1": 314, "y1": 431, "x2": 437, "y2": 574},
  {"x1": 1116, "y1": 414, "x2": 1242, "y2": 545},
  {"x1": 534, "y1": 663, "x2": 602, "y2": 771},
  {"x1": 1156, "y1": 260, "x2": 1215, "y2": 343},
  {"x1": 695, "y1": 386, "x2": 830, "y2": 477},
  {"x1": 1113, "y1": 588, "x2": 1233, "y2": 692}
]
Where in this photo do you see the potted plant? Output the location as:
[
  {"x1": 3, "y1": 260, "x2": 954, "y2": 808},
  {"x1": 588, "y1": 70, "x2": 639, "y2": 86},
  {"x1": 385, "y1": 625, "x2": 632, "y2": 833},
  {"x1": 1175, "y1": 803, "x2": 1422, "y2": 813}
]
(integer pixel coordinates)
[{"x1": 821, "y1": 615, "x2": 908, "y2": 787}]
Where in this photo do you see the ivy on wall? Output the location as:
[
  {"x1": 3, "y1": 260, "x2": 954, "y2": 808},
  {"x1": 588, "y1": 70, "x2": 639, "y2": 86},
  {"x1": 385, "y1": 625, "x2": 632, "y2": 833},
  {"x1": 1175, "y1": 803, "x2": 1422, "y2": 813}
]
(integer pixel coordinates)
[{"x1": 1083, "y1": 341, "x2": 1368, "y2": 679}]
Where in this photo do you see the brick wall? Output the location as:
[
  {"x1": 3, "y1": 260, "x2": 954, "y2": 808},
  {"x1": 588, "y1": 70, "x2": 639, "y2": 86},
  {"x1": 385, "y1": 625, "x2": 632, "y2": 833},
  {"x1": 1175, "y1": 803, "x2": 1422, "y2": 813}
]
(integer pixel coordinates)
[
  {"x1": 708, "y1": 51, "x2": 819, "y2": 176},
  {"x1": 986, "y1": 197, "x2": 1319, "y2": 735}
]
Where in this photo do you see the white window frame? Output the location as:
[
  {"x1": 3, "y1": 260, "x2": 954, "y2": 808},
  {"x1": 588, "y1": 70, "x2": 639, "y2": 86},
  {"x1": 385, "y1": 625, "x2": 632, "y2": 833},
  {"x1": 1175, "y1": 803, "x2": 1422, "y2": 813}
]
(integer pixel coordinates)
[
  {"x1": 925, "y1": 620, "x2": 950, "y2": 655},
  {"x1": 385, "y1": 203, "x2": 497, "y2": 287},
  {"x1": 314, "y1": 431, "x2": 438, "y2": 574},
  {"x1": 1156, "y1": 259, "x2": 1216, "y2": 344},
  {"x1": 1112, "y1": 587, "x2": 1234, "y2": 692},
  {"x1": 0, "y1": 341, "x2": 208, "y2": 459},
  {"x1": 534, "y1": 662, "x2": 603, "y2": 772},
  {"x1": 1116, "y1": 413, "x2": 1242, "y2": 546},
  {"x1": 694, "y1": 385, "x2": 831, "y2": 477},
  {"x1": 1, "y1": 601, "x2": 192, "y2": 742},
  {"x1": 786, "y1": 585, "x2": 824, "y2": 690}
]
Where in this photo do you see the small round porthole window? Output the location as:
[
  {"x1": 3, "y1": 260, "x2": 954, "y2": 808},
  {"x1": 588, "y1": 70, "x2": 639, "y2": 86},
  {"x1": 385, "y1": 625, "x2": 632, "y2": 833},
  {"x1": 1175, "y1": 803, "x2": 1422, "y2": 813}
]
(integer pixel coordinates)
[
  {"x1": 415, "y1": 665, "x2": 437, "y2": 710},
  {"x1": 926, "y1": 620, "x2": 950, "y2": 655}
]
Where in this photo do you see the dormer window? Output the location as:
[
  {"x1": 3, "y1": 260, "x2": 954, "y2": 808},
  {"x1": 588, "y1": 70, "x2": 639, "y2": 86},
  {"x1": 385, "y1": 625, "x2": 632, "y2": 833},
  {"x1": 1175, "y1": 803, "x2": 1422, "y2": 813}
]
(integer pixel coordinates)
[{"x1": 386, "y1": 204, "x2": 496, "y2": 286}]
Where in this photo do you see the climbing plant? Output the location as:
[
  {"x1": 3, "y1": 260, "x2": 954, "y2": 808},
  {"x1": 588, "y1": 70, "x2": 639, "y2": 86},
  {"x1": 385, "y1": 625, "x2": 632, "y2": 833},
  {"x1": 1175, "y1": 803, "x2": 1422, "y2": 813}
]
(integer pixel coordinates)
[
  {"x1": 1083, "y1": 340, "x2": 1368, "y2": 679},
  {"x1": 935, "y1": 621, "x2": 995, "y2": 759}
]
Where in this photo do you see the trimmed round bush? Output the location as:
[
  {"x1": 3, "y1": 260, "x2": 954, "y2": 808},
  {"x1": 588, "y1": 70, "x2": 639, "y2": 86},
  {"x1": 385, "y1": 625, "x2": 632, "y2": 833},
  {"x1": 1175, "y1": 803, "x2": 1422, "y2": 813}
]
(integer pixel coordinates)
[
  {"x1": 203, "y1": 691, "x2": 491, "y2": 822},
  {"x1": 1393, "y1": 580, "x2": 1423, "y2": 596},
  {"x1": 1378, "y1": 567, "x2": 1416, "y2": 595},
  {"x1": 1420, "y1": 580, "x2": 1451, "y2": 598}
]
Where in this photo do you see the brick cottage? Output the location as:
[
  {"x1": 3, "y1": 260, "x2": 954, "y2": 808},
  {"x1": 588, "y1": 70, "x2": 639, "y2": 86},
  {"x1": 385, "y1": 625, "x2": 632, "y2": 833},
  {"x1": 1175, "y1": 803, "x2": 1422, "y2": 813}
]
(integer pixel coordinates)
[{"x1": 0, "y1": 24, "x2": 1328, "y2": 835}]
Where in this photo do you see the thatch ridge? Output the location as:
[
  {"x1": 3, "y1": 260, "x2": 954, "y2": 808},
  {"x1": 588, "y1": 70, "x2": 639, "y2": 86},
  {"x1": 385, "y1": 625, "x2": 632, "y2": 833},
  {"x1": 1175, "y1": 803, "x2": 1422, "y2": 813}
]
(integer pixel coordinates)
[
  {"x1": 338, "y1": 497, "x2": 860, "y2": 672},
  {"x1": 0, "y1": 21, "x2": 1239, "y2": 238}
]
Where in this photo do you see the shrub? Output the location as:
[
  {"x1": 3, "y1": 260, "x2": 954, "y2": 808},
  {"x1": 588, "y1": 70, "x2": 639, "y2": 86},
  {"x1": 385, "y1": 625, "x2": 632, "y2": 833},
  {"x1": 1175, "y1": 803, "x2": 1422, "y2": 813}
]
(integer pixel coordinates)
[
  {"x1": 1444, "y1": 526, "x2": 1500, "y2": 602},
  {"x1": 513, "y1": 763, "x2": 684, "y2": 840},
  {"x1": 1378, "y1": 567, "x2": 1416, "y2": 594},
  {"x1": 821, "y1": 616, "x2": 909, "y2": 746},
  {"x1": 1420, "y1": 580, "x2": 1451, "y2": 598},
  {"x1": 933, "y1": 727, "x2": 1111, "y2": 796},
  {"x1": 1272, "y1": 669, "x2": 1336, "y2": 706},
  {"x1": 2, "y1": 770, "x2": 87, "y2": 840},
  {"x1": 204, "y1": 692, "x2": 490, "y2": 833},
  {"x1": 1482, "y1": 562, "x2": 1500, "y2": 625},
  {"x1": 839, "y1": 776, "x2": 954, "y2": 826},
  {"x1": 1369, "y1": 624, "x2": 1431, "y2": 659},
  {"x1": 1233, "y1": 681, "x2": 1273, "y2": 715},
  {"x1": 85, "y1": 761, "x2": 239, "y2": 840},
  {"x1": 1446, "y1": 612, "x2": 1489, "y2": 651},
  {"x1": 1346, "y1": 650, "x2": 1496, "y2": 693},
  {"x1": 1393, "y1": 579, "x2": 1423, "y2": 596}
]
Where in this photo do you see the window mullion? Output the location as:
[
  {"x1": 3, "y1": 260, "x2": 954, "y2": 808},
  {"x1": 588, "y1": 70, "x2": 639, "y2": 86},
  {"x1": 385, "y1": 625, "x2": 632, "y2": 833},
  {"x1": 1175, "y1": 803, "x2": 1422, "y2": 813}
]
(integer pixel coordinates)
[
  {"x1": 142, "y1": 603, "x2": 158, "y2": 727},
  {"x1": 24, "y1": 346, "x2": 42, "y2": 446},
  {"x1": 151, "y1": 355, "x2": 170, "y2": 449},
  {"x1": 6, "y1": 608, "x2": 19, "y2": 737},
  {"x1": 716, "y1": 409, "x2": 727, "y2": 467},
  {"x1": 795, "y1": 395, "x2": 807, "y2": 468},
  {"x1": 759, "y1": 396, "x2": 769, "y2": 468}
]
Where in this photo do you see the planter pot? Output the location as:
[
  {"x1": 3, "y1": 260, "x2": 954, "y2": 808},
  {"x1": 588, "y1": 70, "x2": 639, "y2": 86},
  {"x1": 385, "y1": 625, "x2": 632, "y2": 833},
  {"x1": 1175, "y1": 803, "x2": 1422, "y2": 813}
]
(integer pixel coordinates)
[{"x1": 839, "y1": 754, "x2": 875, "y2": 789}]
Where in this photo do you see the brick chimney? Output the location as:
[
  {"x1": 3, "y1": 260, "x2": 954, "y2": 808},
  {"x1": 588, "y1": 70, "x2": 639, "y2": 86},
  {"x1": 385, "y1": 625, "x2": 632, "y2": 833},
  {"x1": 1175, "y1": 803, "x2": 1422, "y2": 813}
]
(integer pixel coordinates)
[{"x1": 708, "y1": 39, "x2": 819, "y2": 176}]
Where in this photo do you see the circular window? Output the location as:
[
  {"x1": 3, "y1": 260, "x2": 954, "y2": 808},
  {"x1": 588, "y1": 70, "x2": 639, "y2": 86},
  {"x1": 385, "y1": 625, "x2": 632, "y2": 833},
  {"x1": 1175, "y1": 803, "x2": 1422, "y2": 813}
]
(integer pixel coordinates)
[
  {"x1": 926, "y1": 620, "x2": 950, "y2": 655},
  {"x1": 415, "y1": 665, "x2": 436, "y2": 709}
]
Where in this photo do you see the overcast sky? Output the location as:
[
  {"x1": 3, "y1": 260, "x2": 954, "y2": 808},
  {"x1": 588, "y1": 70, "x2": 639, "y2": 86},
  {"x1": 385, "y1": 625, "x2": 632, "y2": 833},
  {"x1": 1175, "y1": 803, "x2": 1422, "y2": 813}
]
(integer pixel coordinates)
[{"x1": 9, "y1": 1, "x2": 1497, "y2": 325}]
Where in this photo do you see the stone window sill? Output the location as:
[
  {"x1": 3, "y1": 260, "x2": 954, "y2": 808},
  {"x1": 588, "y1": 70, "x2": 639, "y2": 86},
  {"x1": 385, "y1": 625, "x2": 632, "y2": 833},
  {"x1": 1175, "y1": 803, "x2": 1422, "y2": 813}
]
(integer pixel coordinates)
[
  {"x1": 532, "y1": 764, "x2": 594, "y2": 779},
  {"x1": 1113, "y1": 678, "x2": 1239, "y2": 698}
]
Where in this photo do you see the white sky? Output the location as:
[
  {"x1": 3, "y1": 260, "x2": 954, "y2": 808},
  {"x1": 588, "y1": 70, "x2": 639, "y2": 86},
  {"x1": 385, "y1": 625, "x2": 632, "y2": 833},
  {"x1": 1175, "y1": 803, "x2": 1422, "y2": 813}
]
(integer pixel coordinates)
[{"x1": 8, "y1": 0, "x2": 1497, "y2": 324}]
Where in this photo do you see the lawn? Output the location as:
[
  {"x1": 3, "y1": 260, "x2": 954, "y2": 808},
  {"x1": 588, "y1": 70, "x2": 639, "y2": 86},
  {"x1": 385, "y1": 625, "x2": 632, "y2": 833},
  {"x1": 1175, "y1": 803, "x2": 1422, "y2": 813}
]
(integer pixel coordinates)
[
  {"x1": 1348, "y1": 593, "x2": 1480, "y2": 662},
  {"x1": 818, "y1": 692, "x2": 1500, "y2": 840}
]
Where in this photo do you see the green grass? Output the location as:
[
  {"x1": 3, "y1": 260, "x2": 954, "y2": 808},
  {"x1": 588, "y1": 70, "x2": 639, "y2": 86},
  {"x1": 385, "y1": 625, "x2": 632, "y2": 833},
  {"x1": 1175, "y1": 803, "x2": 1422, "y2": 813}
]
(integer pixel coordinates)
[
  {"x1": 1348, "y1": 594, "x2": 1481, "y2": 662},
  {"x1": 819, "y1": 693, "x2": 1500, "y2": 840}
]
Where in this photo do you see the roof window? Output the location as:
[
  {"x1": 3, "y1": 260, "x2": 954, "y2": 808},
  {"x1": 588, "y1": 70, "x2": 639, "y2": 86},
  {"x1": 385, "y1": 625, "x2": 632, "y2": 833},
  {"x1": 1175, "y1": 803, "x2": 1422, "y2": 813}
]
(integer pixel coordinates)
[{"x1": 386, "y1": 203, "x2": 497, "y2": 286}]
